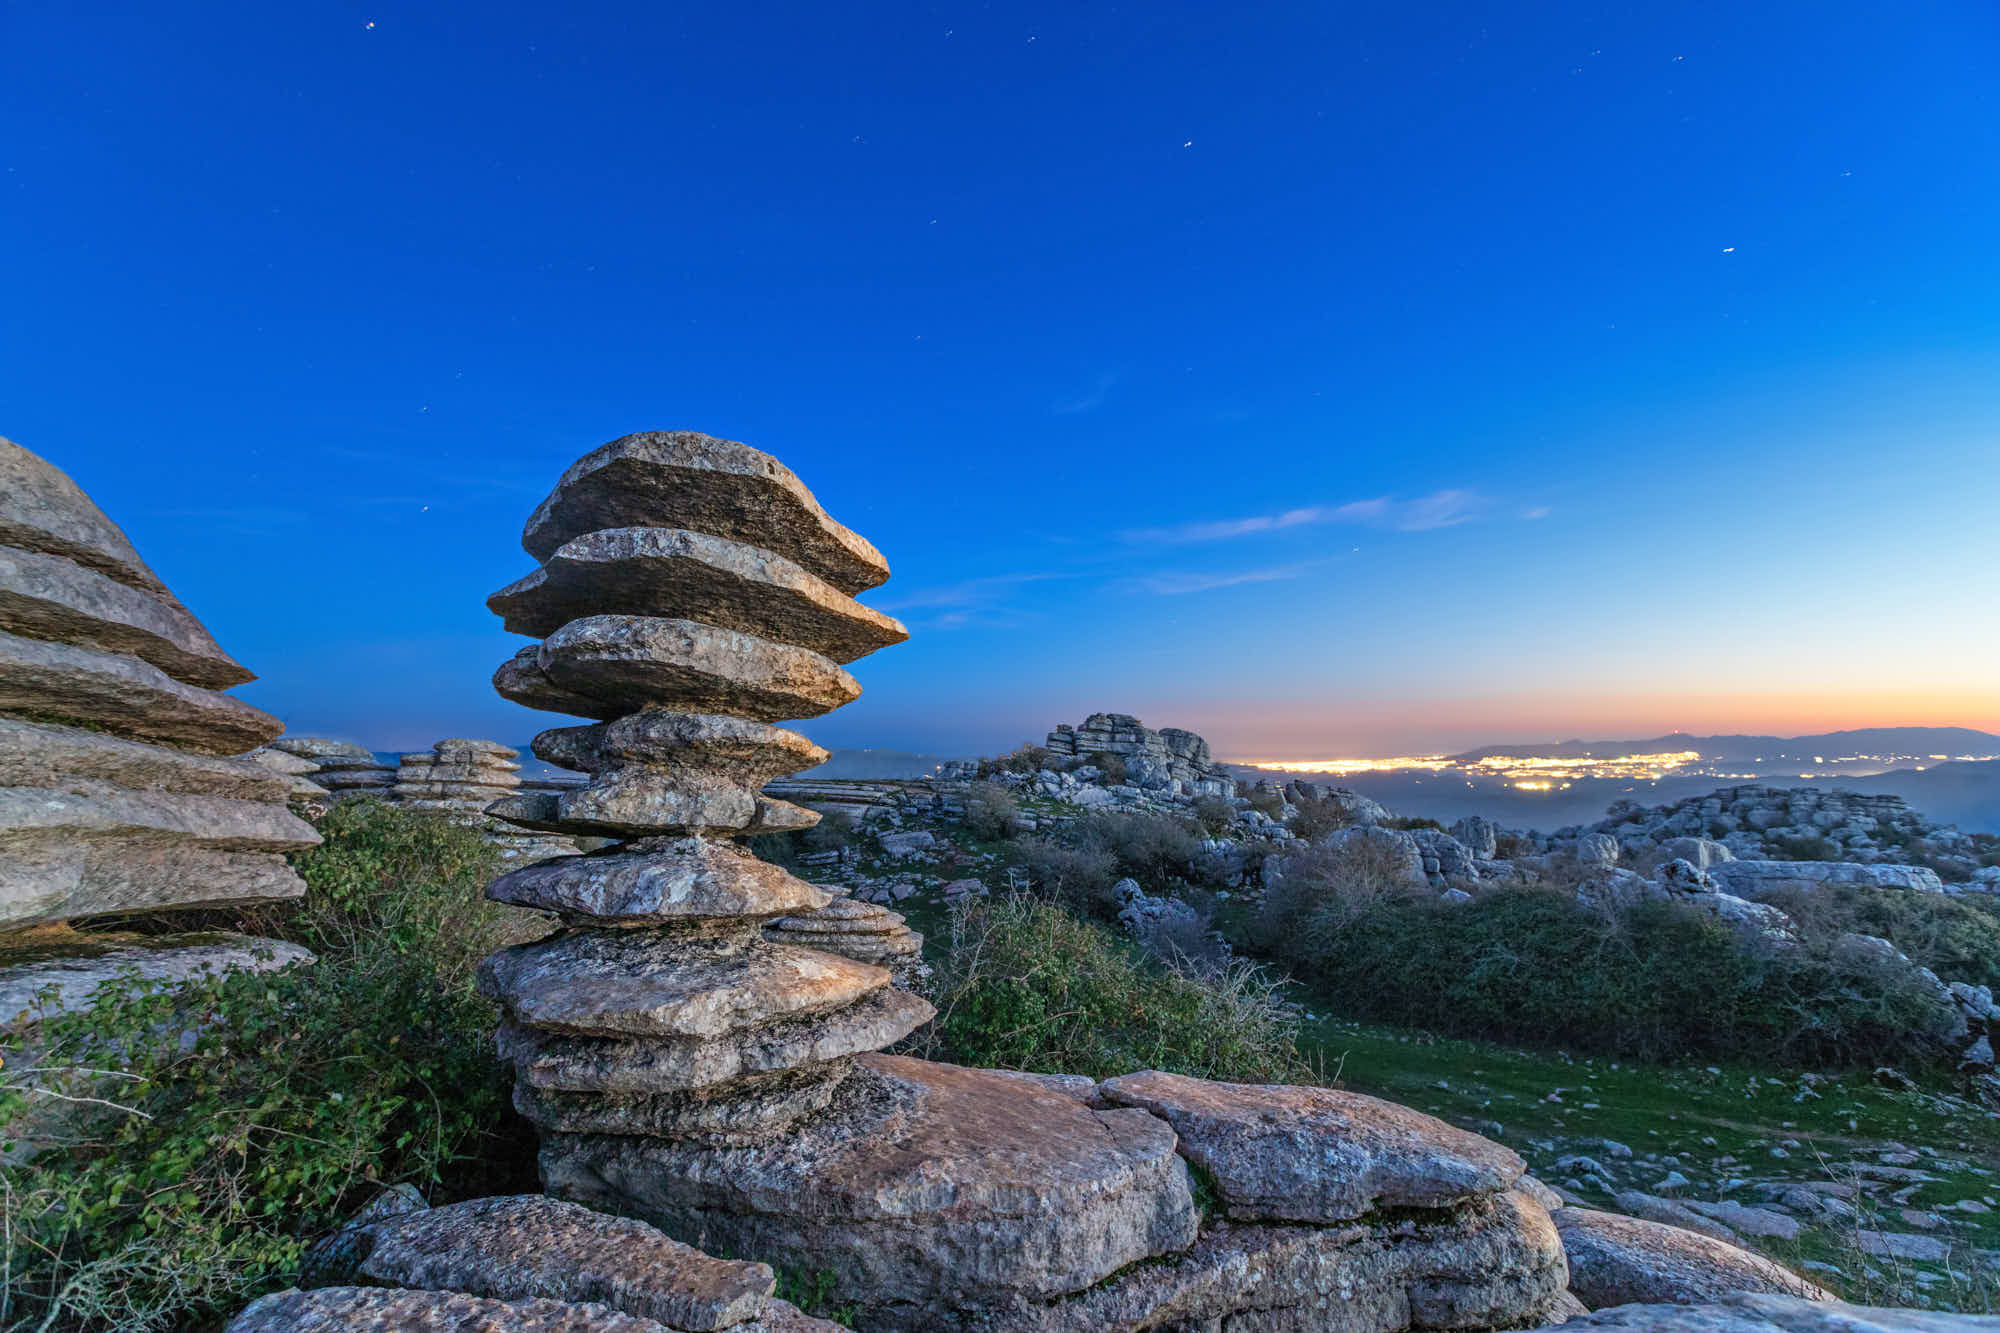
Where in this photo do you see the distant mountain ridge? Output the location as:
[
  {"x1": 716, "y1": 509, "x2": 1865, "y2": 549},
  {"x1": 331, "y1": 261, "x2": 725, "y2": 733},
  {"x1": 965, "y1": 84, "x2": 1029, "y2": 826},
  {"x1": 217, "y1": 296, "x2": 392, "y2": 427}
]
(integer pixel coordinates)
[{"x1": 1450, "y1": 726, "x2": 2000, "y2": 764}]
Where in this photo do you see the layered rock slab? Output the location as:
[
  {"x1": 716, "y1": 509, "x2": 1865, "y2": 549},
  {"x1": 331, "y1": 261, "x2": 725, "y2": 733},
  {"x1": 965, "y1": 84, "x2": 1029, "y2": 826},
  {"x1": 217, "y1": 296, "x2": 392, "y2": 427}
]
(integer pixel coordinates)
[
  {"x1": 981, "y1": 1190, "x2": 1570, "y2": 1333},
  {"x1": 0, "y1": 543, "x2": 252, "y2": 689},
  {"x1": 541, "y1": 1054, "x2": 1199, "y2": 1310},
  {"x1": 322, "y1": 1194, "x2": 776, "y2": 1331},
  {"x1": 1566, "y1": 1293, "x2": 2000, "y2": 1333},
  {"x1": 1555, "y1": 1206, "x2": 1831, "y2": 1308},
  {"x1": 1098, "y1": 1069, "x2": 1526, "y2": 1223},
  {"x1": 0, "y1": 929, "x2": 312, "y2": 1029},
  {"x1": 520, "y1": 432, "x2": 889, "y2": 595},
  {"x1": 495, "y1": 618, "x2": 858, "y2": 723},
  {"x1": 491, "y1": 528, "x2": 907, "y2": 663},
  {"x1": 486, "y1": 837, "x2": 829, "y2": 923},
  {"x1": 0, "y1": 436, "x2": 174, "y2": 599},
  {"x1": 0, "y1": 627, "x2": 282, "y2": 755},
  {"x1": 763, "y1": 895, "x2": 923, "y2": 968}
]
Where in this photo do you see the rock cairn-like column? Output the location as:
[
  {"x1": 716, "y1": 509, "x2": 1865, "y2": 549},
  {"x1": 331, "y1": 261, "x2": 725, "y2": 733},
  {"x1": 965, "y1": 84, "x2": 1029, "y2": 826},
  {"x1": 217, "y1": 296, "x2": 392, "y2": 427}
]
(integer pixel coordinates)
[
  {"x1": 475, "y1": 431, "x2": 931, "y2": 1146},
  {"x1": 392, "y1": 738, "x2": 576, "y2": 862},
  {"x1": 269, "y1": 737, "x2": 397, "y2": 801},
  {"x1": 0, "y1": 436, "x2": 318, "y2": 1025}
]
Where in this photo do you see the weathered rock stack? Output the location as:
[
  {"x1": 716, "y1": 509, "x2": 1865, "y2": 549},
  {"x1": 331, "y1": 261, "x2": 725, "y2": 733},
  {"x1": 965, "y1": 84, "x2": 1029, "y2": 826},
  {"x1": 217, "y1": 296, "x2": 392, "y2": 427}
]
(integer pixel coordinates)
[
  {"x1": 1045, "y1": 711, "x2": 1234, "y2": 796},
  {"x1": 473, "y1": 433, "x2": 1577, "y2": 1332},
  {"x1": 269, "y1": 737, "x2": 397, "y2": 801},
  {"x1": 391, "y1": 737, "x2": 576, "y2": 862},
  {"x1": 762, "y1": 892, "x2": 924, "y2": 986},
  {"x1": 0, "y1": 436, "x2": 318, "y2": 1028},
  {"x1": 474, "y1": 429, "x2": 931, "y2": 1138}
]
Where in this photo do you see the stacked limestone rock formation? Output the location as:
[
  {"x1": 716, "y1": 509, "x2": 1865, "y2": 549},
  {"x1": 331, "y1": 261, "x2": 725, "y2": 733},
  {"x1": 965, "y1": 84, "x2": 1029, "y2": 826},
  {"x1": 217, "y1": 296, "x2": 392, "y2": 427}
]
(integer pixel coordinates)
[
  {"x1": 0, "y1": 436, "x2": 318, "y2": 1029},
  {"x1": 392, "y1": 737, "x2": 577, "y2": 862},
  {"x1": 1045, "y1": 711, "x2": 1234, "y2": 796},
  {"x1": 474, "y1": 429, "x2": 932, "y2": 1148},
  {"x1": 269, "y1": 737, "x2": 396, "y2": 801},
  {"x1": 470, "y1": 432, "x2": 1587, "y2": 1332},
  {"x1": 761, "y1": 892, "x2": 923, "y2": 986}
]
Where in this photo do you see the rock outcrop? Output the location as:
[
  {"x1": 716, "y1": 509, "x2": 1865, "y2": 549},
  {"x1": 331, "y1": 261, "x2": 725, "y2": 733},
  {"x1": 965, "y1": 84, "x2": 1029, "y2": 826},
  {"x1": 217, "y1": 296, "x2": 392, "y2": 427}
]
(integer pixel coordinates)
[
  {"x1": 476, "y1": 431, "x2": 1574, "y2": 1332},
  {"x1": 1044, "y1": 713, "x2": 1234, "y2": 797},
  {"x1": 393, "y1": 738, "x2": 577, "y2": 862},
  {"x1": 1566, "y1": 1292, "x2": 2000, "y2": 1333},
  {"x1": 232, "y1": 1189, "x2": 841, "y2": 1332},
  {"x1": 0, "y1": 437, "x2": 319, "y2": 1030},
  {"x1": 269, "y1": 737, "x2": 397, "y2": 802}
]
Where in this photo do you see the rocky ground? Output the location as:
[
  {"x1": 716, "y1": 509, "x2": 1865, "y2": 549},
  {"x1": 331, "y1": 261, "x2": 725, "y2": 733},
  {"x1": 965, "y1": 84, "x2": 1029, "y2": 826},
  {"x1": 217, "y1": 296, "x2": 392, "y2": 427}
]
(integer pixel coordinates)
[{"x1": 757, "y1": 762, "x2": 2000, "y2": 1313}]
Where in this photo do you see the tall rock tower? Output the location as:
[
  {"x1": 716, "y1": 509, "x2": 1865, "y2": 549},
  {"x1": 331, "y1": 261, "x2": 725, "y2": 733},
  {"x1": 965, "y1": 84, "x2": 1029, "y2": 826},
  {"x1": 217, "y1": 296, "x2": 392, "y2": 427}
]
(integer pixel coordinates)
[
  {"x1": 475, "y1": 432, "x2": 933, "y2": 1139},
  {"x1": 475, "y1": 432, "x2": 1199, "y2": 1329}
]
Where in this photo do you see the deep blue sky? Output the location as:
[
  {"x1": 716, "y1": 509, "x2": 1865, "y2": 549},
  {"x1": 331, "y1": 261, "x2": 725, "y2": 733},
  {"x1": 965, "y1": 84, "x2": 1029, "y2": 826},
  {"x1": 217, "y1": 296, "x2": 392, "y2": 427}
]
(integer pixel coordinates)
[{"x1": 5, "y1": 3, "x2": 1996, "y2": 758}]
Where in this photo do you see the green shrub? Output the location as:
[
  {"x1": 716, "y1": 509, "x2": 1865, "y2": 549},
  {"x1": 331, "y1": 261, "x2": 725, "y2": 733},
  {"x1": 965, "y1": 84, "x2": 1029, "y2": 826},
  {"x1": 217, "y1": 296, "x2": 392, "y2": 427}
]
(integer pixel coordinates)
[
  {"x1": 1190, "y1": 796, "x2": 1237, "y2": 837},
  {"x1": 1768, "y1": 833, "x2": 1841, "y2": 862},
  {"x1": 1012, "y1": 836, "x2": 1120, "y2": 917},
  {"x1": 1759, "y1": 883, "x2": 2000, "y2": 992},
  {"x1": 0, "y1": 804, "x2": 539, "y2": 1332},
  {"x1": 910, "y1": 895, "x2": 1311, "y2": 1084},
  {"x1": 1383, "y1": 816, "x2": 1443, "y2": 832},
  {"x1": 1268, "y1": 886, "x2": 1964, "y2": 1068},
  {"x1": 977, "y1": 744, "x2": 1052, "y2": 778},
  {"x1": 962, "y1": 783, "x2": 1020, "y2": 841},
  {"x1": 1286, "y1": 798, "x2": 1351, "y2": 842},
  {"x1": 1093, "y1": 754, "x2": 1128, "y2": 786}
]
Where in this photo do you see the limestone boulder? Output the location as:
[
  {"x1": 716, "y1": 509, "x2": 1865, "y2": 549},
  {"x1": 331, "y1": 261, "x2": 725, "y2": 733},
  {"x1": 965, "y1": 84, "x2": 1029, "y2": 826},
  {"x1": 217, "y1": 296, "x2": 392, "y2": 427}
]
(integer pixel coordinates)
[
  {"x1": 486, "y1": 838, "x2": 828, "y2": 922},
  {"x1": 0, "y1": 436, "x2": 174, "y2": 600},
  {"x1": 495, "y1": 617, "x2": 859, "y2": 722},
  {"x1": 0, "y1": 628, "x2": 282, "y2": 755},
  {"x1": 1562, "y1": 1292, "x2": 1989, "y2": 1333},
  {"x1": 521, "y1": 431, "x2": 889, "y2": 594},
  {"x1": 0, "y1": 929, "x2": 312, "y2": 1030},
  {"x1": 308, "y1": 1194, "x2": 776, "y2": 1331},
  {"x1": 477, "y1": 929, "x2": 893, "y2": 1039},
  {"x1": 1554, "y1": 1206, "x2": 1831, "y2": 1307},
  {"x1": 492, "y1": 528, "x2": 907, "y2": 663},
  {"x1": 1098, "y1": 1069, "x2": 1525, "y2": 1223},
  {"x1": 541, "y1": 1054, "x2": 1198, "y2": 1311},
  {"x1": 226, "y1": 1286, "x2": 840, "y2": 1332}
]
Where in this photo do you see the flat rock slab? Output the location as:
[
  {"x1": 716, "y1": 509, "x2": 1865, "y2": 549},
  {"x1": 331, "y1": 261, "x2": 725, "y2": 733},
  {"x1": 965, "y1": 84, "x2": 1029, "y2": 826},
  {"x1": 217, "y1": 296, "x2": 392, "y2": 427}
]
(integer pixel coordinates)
[
  {"x1": 332, "y1": 1194, "x2": 775, "y2": 1331},
  {"x1": 486, "y1": 837, "x2": 828, "y2": 922},
  {"x1": 0, "y1": 717, "x2": 295, "y2": 803},
  {"x1": 541, "y1": 1053, "x2": 1198, "y2": 1307},
  {"x1": 478, "y1": 929, "x2": 890, "y2": 1038},
  {"x1": 1555, "y1": 1207, "x2": 1831, "y2": 1308},
  {"x1": 0, "y1": 627, "x2": 282, "y2": 755},
  {"x1": 229, "y1": 1286, "x2": 842, "y2": 1333},
  {"x1": 0, "y1": 543, "x2": 252, "y2": 689},
  {"x1": 969, "y1": 1190, "x2": 1569, "y2": 1333},
  {"x1": 515, "y1": 1065, "x2": 851, "y2": 1142},
  {"x1": 535, "y1": 713, "x2": 826, "y2": 777},
  {"x1": 1563, "y1": 1293, "x2": 1988, "y2": 1333},
  {"x1": 500, "y1": 986, "x2": 934, "y2": 1094},
  {"x1": 0, "y1": 930, "x2": 312, "y2": 1029},
  {"x1": 497, "y1": 617, "x2": 859, "y2": 723},
  {"x1": 1098, "y1": 1069, "x2": 1524, "y2": 1223},
  {"x1": 521, "y1": 431, "x2": 889, "y2": 595},
  {"x1": 2, "y1": 786, "x2": 315, "y2": 929},
  {"x1": 494, "y1": 774, "x2": 820, "y2": 839},
  {"x1": 271, "y1": 738, "x2": 377, "y2": 760},
  {"x1": 492, "y1": 528, "x2": 907, "y2": 663},
  {"x1": 0, "y1": 437, "x2": 173, "y2": 599}
]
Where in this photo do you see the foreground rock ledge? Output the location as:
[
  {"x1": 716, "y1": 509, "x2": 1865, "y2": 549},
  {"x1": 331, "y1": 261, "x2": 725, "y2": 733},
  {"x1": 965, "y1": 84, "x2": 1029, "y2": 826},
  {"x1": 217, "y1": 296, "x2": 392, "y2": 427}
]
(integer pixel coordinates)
[{"x1": 541, "y1": 1053, "x2": 1199, "y2": 1311}]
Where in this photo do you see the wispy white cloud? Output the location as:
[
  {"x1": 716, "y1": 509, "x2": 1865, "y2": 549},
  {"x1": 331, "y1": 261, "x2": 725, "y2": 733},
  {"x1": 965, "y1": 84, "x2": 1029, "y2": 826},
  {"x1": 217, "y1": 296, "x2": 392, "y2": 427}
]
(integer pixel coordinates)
[
  {"x1": 1052, "y1": 373, "x2": 1117, "y2": 415},
  {"x1": 1134, "y1": 562, "x2": 1318, "y2": 595},
  {"x1": 1396, "y1": 488, "x2": 1484, "y2": 531},
  {"x1": 1123, "y1": 500, "x2": 1386, "y2": 544},
  {"x1": 873, "y1": 571, "x2": 1079, "y2": 613},
  {"x1": 1124, "y1": 490, "x2": 1490, "y2": 544},
  {"x1": 1520, "y1": 505, "x2": 1552, "y2": 520}
]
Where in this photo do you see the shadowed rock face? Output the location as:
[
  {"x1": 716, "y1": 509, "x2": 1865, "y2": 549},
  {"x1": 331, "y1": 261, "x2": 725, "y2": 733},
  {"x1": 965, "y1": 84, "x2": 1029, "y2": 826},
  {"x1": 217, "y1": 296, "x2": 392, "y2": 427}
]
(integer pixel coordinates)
[{"x1": 0, "y1": 437, "x2": 316, "y2": 940}]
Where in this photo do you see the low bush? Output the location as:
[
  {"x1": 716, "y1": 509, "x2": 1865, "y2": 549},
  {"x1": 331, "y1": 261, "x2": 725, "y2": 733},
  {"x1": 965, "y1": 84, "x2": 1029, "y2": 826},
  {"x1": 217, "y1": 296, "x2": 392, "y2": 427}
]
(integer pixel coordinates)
[
  {"x1": 961, "y1": 782, "x2": 1020, "y2": 841},
  {"x1": 1012, "y1": 836, "x2": 1120, "y2": 917},
  {"x1": 0, "y1": 804, "x2": 539, "y2": 1333},
  {"x1": 1190, "y1": 796, "x2": 1236, "y2": 837},
  {"x1": 1768, "y1": 833, "x2": 1842, "y2": 862},
  {"x1": 1285, "y1": 798, "x2": 1352, "y2": 842},
  {"x1": 1759, "y1": 883, "x2": 2000, "y2": 992},
  {"x1": 1264, "y1": 885, "x2": 1965, "y2": 1068},
  {"x1": 1092, "y1": 753, "x2": 1128, "y2": 785},
  {"x1": 977, "y1": 744, "x2": 1052, "y2": 778},
  {"x1": 909, "y1": 895, "x2": 1312, "y2": 1084}
]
